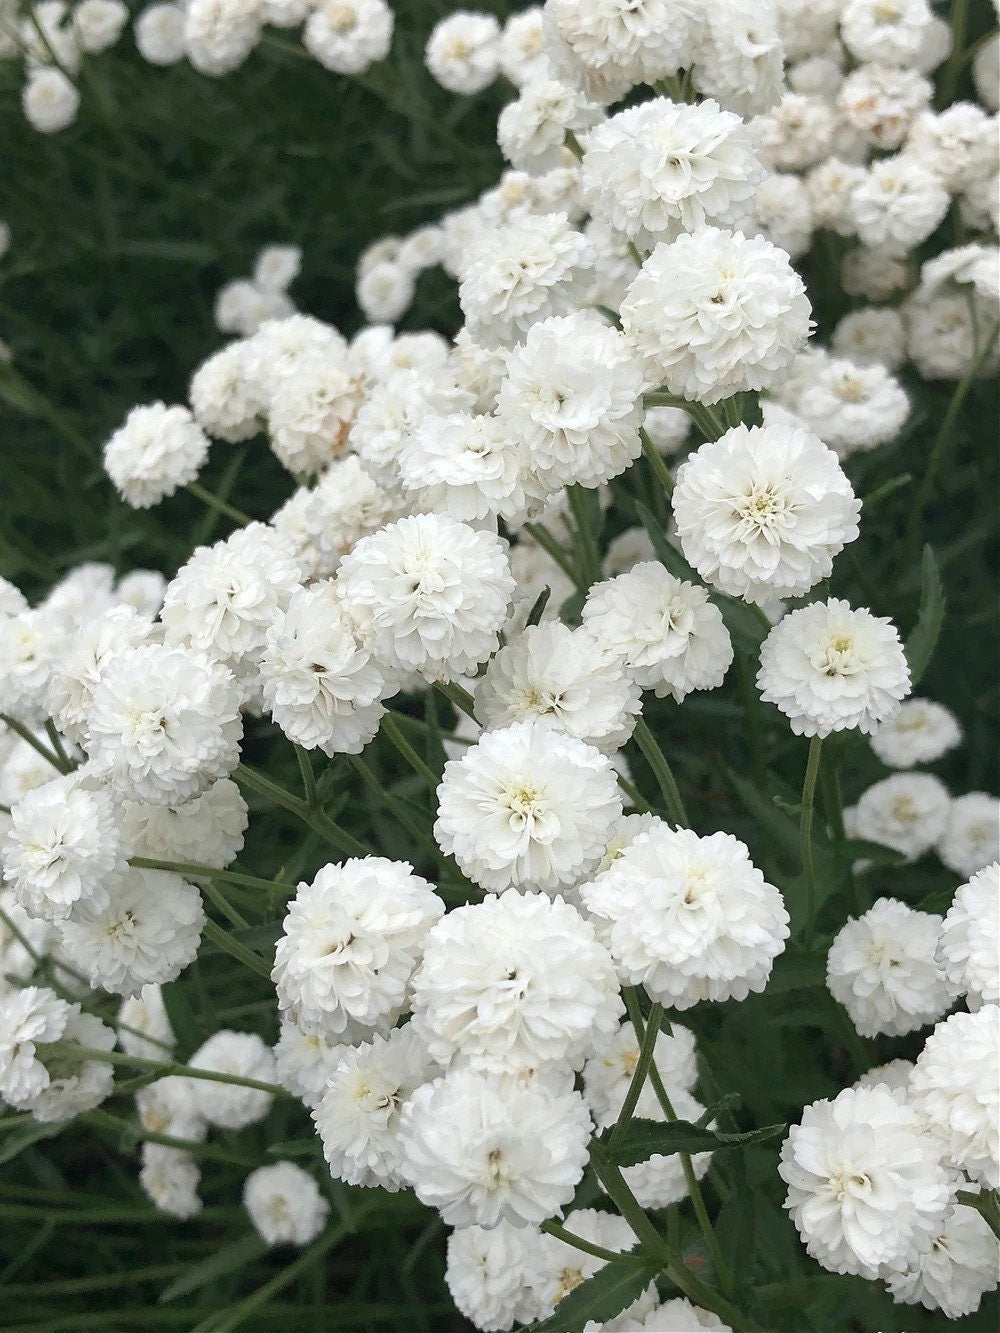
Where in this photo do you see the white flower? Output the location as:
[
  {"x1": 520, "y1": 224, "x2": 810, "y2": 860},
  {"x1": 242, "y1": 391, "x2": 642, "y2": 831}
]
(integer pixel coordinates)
[
  {"x1": 397, "y1": 412, "x2": 533, "y2": 525},
  {"x1": 757, "y1": 598, "x2": 911, "y2": 737},
  {"x1": 853, "y1": 1059, "x2": 915, "y2": 1099},
  {"x1": 446, "y1": 1219, "x2": 544, "y2": 1332},
  {"x1": 161, "y1": 523, "x2": 303, "y2": 685},
  {"x1": 618, "y1": 1299, "x2": 732, "y2": 1331},
  {"x1": 885, "y1": 1192, "x2": 1000, "y2": 1319},
  {"x1": 136, "y1": 1075, "x2": 206, "y2": 1141},
  {"x1": 750, "y1": 172, "x2": 814, "y2": 261},
  {"x1": 0, "y1": 985, "x2": 70, "y2": 1109},
  {"x1": 579, "y1": 98, "x2": 763, "y2": 250},
  {"x1": 689, "y1": 0, "x2": 785, "y2": 119},
  {"x1": 846, "y1": 773, "x2": 951, "y2": 861},
  {"x1": 73, "y1": 0, "x2": 128, "y2": 52},
  {"x1": 672, "y1": 422, "x2": 859, "y2": 605},
  {"x1": 937, "y1": 793, "x2": 1000, "y2": 877},
  {"x1": 303, "y1": 0, "x2": 392, "y2": 73},
  {"x1": 499, "y1": 7, "x2": 547, "y2": 86},
  {"x1": 85, "y1": 642, "x2": 243, "y2": 806},
  {"x1": 139, "y1": 1144, "x2": 201, "y2": 1219},
  {"x1": 272, "y1": 857, "x2": 444, "y2": 1038},
  {"x1": 399, "y1": 1065, "x2": 592, "y2": 1228},
  {"x1": 827, "y1": 898, "x2": 952, "y2": 1038},
  {"x1": 22, "y1": 68, "x2": 79, "y2": 134},
  {"x1": 497, "y1": 78, "x2": 602, "y2": 174},
  {"x1": 243, "y1": 1161, "x2": 329, "y2": 1247},
  {"x1": 349, "y1": 366, "x2": 473, "y2": 489},
  {"x1": 122, "y1": 778, "x2": 248, "y2": 872},
  {"x1": 274, "y1": 1016, "x2": 353, "y2": 1109},
  {"x1": 215, "y1": 279, "x2": 292, "y2": 338},
  {"x1": 260, "y1": 581, "x2": 387, "y2": 757},
  {"x1": 313, "y1": 1025, "x2": 435, "y2": 1191},
  {"x1": 0, "y1": 606, "x2": 67, "y2": 725},
  {"x1": 831, "y1": 308, "x2": 907, "y2": 371},
  {"x1": 189, "y1": 342, "x2": 261, "y2": 443},
  {"x1": 46, "y1": 605, "x2": 153, "y2": 746},
  {"x1": 642, "y1": 405, "x2": 690, "y2": 457},
  {"x1": 252, "y1": 244, "x2": 300, "y2": 293},
  {"x1": 530, "y1": 1208, "x2": 657, "y2": 1323},
  {"x1": 2, "y1": 772, "x2": 126, "y2": 923},
  {"x1": 28, "y1": 1007, "x2": 116, "y2": 1123},
  {"x1": 114, "y1": 570, "x2": 167, "y2": 620},
  {"x1": 434, "y1": 720, "x2": 622, "y2": 894},
  {"x1": 841, "y1": 0, "x2": 936, "y2": 68},
  {"x1": 117, "y1": 985, "x2": 176, "y2": 1061},
  {"x1": 267, "y1": 355, "x2": 361, "y2": 477},
  {"x1": 411, "y1": 890, "x2": 622, "y2": 1074},
  {"x1": 838, "y1": 65, "x2": 932, "y2": 150},
  {"x1": 271, "y1": 458, "x2": 395, "y2": 580},
  {"x1": 336, "y1": 514, "x2": 514, "y2": 683},
  {"x1": 458, "y1": 210, "x2": 594, "y2": 348},
  {"x1": 188, "y1": 1029, "x2": 276, "y2": 1129},
  {"x1": 770, "y1": 351, "x2": 911, "y2": 458},
  {"x1": 779, "y1": 1085, "x2": 955, "y2": 1278},
  {"x1": 183, "y1": 0, "x2": 262, "y2": 76},
  {"x1": 753, "y1": 93, "x2": 835, "y2": 173},
  {"x1": 841, "y1": 245, "x2": 914, "y2": 302},
  {"x1": 545, "y1": 0, "x2": 693, "y2": 90},
  {"x1": 58, "y1": 867, "x2": 205, "y2": 998},
  {"x1": 496, "y1": 311, "x2": 646, "y2": 491},
  {"x1": 620, "y1": 228, "x2": 812, "y2": 405},
  {"x1": 103, "y1": 403, "x2": 209, "y2": 509},
  {"x1": 239, "y1": 314, "x2": 347, "y2": 409},
  {"x1": 850, "y1": 155, "x2": 949, "y2": 257},
  {"x1": 583, "y1": 1019, "x2": 698, "y2": 1126},
  {"x1": 134, "y1": 4, "x2": 186, "y2": 65},
  {"x1": 938, "y1": 864, "x2": 999, "y2": 1012},
  {"x1": 582, "y1": 564, "x2": 733, "y2": 702},
  {"x1": 425, "y1": 12, "x2": 499, "y2": 95},
  {"x1": 909, "y1": 1006, "x2": 999, "y2": 1189},
  {"x1": 579, "y1": 825, "x2": 789, "y2": 1009},
  {"x1": 356, "y1": 260, "x2": 415, "y2": 323},
  {"x1": 906, "y1": 103, "x2": 999, "y2": 194},
  {"x1": 474, "y1": 623, "x2": 641, "y2": 754}
]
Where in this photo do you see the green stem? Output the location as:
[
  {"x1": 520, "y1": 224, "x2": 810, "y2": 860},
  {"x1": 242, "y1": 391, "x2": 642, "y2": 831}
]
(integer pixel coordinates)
[
  {"x1": 639, "y1": 426, "x2": 675, "y2": 494},
  {"x1": 294, "y1": 743, "x2": 317, "y2": 808},
  {"x1": 618, "y1": 771, "x2": 651, "y2": 814},
  {"x1": 48, "y1": 1043, "x2": 291, "y2": 1097},
  {"x1": 43, "y1": 720, "x2": 73, "y2": 771},
  {"x1": 201, "y1": 918, "x2": 271, "y2": 978},
  {"x1": 936, "y1": 0, "x2": 968, "y2": 107},
  {"x1": 0, "y1": 714, "x2": 68, "y2": 773},
  {"x1": 563, "y1": 128, "x2": 584, "y2": 159},
  {"x1": 611, "y1": 1000, "x2": 664, "y2": 1143},
  {"x1": 567, "y1": 485, "x2": 603, "y2": 589},
  {"x1": 540, "y1": 1219, "x2": 642, "y2": 1266},
  {"x1": 632, "y1": 719, "x2": 688, "y2": 827},
  {"x1": 129, "y1": 856, "x2": 287, "y2": 897},
  {"x1": 800, "y1": 736, "x2": 824, "y2": 946},
  {"x1": 235, "y1": 763, "x2": 366, "y2": 857},
  {"x1": 522, "y1": 522, "x2": 584, "y2": 592},
  {"x1": 347, "y1": 754, "x2": 443, "y2": 866},
  {"x1": 434, "y1": 680, "x2": 478, "y2": 723},
  {"x1": 627, "y1": 240, "x2": 645, "y2": 267},
  {"x1": 382, "y1": 713, "x2": 440, "y2": 791},
  {"x1": 185, "y1": 481, "x2": 252, "y2": 526}
]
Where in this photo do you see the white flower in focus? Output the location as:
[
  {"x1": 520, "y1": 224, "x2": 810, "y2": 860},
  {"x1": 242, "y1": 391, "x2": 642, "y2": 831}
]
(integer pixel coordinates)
[
  {"x1": 779, "y1": 1085, "x2": 955, "y2": 1278},
  {"x1": 189, "y1": 342, "x2": 261, "y2": 443},
  {"x1": 582, "y1": 564, "x2": 733, "y2": 702},
  {"x1": 579, "y1": 825, "x2": 789, "y2": 1009},
  {"x1": 0, "y1": 985, "x2": 70, "y2": 1110},
  {"x1": 303, "y1": 0, "x2": 393, "y2": 73},
  {"x1": 885, "y1": 1192, "x2": 1000, "y2": 1319},
  {"x1": 243, "y1": 1161, "x2": 329, "y2": 1247},
  {"x1": 85, "y1": 643, "x2": 243, "y2": 805},
  {"x1": 497, "y1": 78, "x2": 602, "y2": 174},
  {"x1": 496, "y1": 311, "x2": 646, "y2": 491},
  {"x1": 620, "y1": 228, "x2": 812, "y2": 405},
  {"x1": 846, "y1": 773, "x2": 951, "y2": 861},
  {"x1": 260, "y1": 581, "x2": 387, "y2": 756},
  {"x1": 672, "y1": 422, "x2": 860, "y2": 605},
  {"x1": 313, "y1": 1025, "x2": 435, "y2": 1190},
  {"x1": 47, "y1": 605, "x2": 153, "y2": 746},
  {"x1": 336, "y1": 514, "x2": 514, "y2": 683},
  {"x1": 579, "y1": 98, "x2": 763, "y2": 250},
  {"x1": 446, "y1": 1219, "x2": 545, "y2": 1332},
  {"x1": 545, "y1": 0, "x2": 693, "y2": 90},
  {"x1": 58, "y1": 867, "x2": 205, "y2": 998},
  {"x1": 272, "y1": 857, "x2": 444, "y2": 1038},
  {"x1": 411, "y1": 889, "x2": 622, "y2": 1074},
  {"x1": 399, "y1": 1066, "x2": 592, "y2": 1228},
  {"x1": 425, "y1": 11, "x2": 499, "y2": 94},
  {"x1": 937, "y1": 794, "x2": 1000, "y2": 877},
  {"x1": 22, "y1": 68, "x2": 79, "y2": 134},
  {"x1": 0, "y1": 607, "x2": 67, "y2": 726},
  {"x1": 827, "y1": 898, "x2": 952, "y2": 1038},
  {"x1": 2, "y1": 772, "x2": 126, "y2": 923},
  {"x1": 349, "y1": 366, "x2": 473, "y2": 489},
  {"x1": 397, "y1": 412, "x2": 534, "y2": 525},
  {"x1": 122, "y1": 778, "x2": 247, "y2": 872},
  {"x1": 757, "y1": 598, "x2": 910, "y2": 737},
  {"x1": 139, "y1": 1143, "x2": 201, "y2": 1218},
  {"x1": 909, "y1": 1006, "x2": 999, "y2": 1189},
  {"x1": 434, "y1": 720, "x2": 622, "y2": 894},
  {"x1": 103, "y1": 403, "x2": 209, "y2": 509},
  {"x1": 474, "y1": 623, "x2": 641, "y2": 754},
  {"x1": 938, "y1": 864, "x2": 999, "y2": 1012},
  {"x1": 188, "y1": 1030, "x2": 275, "y2": 1130},
  {"x1": 183, "y1": 0, "x2": 262, "y2": 76}
]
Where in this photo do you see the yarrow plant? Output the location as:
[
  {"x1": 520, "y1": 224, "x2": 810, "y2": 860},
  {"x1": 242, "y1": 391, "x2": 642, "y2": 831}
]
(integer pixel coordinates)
[{"x1": 0, "y1": 1, "x2": 997, "y2": 1330}]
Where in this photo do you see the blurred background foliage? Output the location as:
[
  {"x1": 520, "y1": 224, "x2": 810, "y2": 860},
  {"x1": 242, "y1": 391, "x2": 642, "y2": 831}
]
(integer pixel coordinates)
[{"x1": 0, "y1": 1, "x2": 997, "y2": 1330}]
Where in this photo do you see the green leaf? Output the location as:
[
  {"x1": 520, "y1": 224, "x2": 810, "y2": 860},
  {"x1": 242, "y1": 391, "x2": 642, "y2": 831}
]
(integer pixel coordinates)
[
  {"x1": 905, "y1": 545, "x2": 945, "y2": 686},
  {"x1": 0, "y1": 1118, "x2": 65, "y2": 1166},
  {"x1": 522, "y1": 1257, "x2": 659, "y2": 1333},
  {"x1": 158, "y1": 1233, "x2": 268, "y2": 1303},
  {"x1": 525, "y1": 585, "x2": 552, "y2": 627},
  {"x1": 601, "y1": 1117, "x2": 786, "y2": 1165}
]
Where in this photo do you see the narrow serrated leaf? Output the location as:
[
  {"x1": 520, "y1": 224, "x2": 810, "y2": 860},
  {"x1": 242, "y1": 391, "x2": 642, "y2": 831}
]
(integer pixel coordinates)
[
  {"x1": 602, "y1": 1117, "x2": 786, "y2": 1165},
  {"x1": 522, "y1": 1257, "x2": 658, "y2": 1333}
]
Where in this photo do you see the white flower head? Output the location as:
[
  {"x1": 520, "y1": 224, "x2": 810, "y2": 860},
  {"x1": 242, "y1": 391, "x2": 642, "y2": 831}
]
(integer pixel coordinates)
[
  {"x1": 303, "y1": 0, "x2": 393, "y2": 74},
  {"x1": 583, "y1": 1019, "x2": 698, "y2": 1126},
  {"x1": 757, "y1": 598, "x2": 911, "y2": 737},
  {"x1": 937, "y1": 793, "x2": 1000, "y2": 878},
  {"x1": 243, "y1": 1161, "x2": 329, "y2": 1247},
  {"x1": 885, "y1": 1191, "x2": 1000, "y2": 1319},
  {"x1": 122, "y1": 778, "x2": 248, "y2": 872},
  {"x1": 103, "y1": 403, "x2": 209, "y2": 509},
  {"x1": 272, "y1": 857, "x2": 444, "y2": 1037},
  {"x1": 139, "y1": 1143, "x2": 201, "y2": 1219},
  {"x1": 434, "y1": 720, "x2": 622, "y2": 894},
  {"x1": 938, "y1": 864, "x2": 999, "y2": 1012},
  {"x1": 846, "y1": 773, "x2": 951, "y2": 861},
  {"x1": 183, "y1": 0, "x2": 262, "y2": 76},
  {"x1": 425, "y1": 11, "x2": 499, "y2": 94},
  {"x1": 446, "y1": 1218, "x2": 545, "y2": 1332},
  {"x1": 117, "y1": 985, "x2": 176, "y2": 1061},
  {"x1": 188, "y1": 1029, "x2": 276, "y2": 1130}
]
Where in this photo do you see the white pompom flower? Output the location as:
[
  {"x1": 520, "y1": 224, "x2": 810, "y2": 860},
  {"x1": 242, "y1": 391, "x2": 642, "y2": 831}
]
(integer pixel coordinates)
[
  {"x1": 870, "y1": 698, "x2": 962, "y2": 769},
  {"x1": 583, "y1": 1018, "x2": 697, "y2": 1126},
  {"x1": 672, "y1": 422, "x2": 860, "y2": 605},
  {"x1": 846, "y1": 773, "x2": 951, "y2": 861},
  {"x1": 445, "y1": 1219, "x2": 545, "y2": 1332},
  {"x1": 937, "y1": 793, "x2": 1000, "y2": 878},
  {"x1": 272, "y1": 857, "x2": 444, "y2": 1038},
  {"x1": 885, "y1": 1190, "x2": 1000, "y2": 1320},
  {"x1": 139, "y1": 1143, "x2": 202, "y2": 1219},
  {"x1": 188, "y1": 1030, "x2": 276, "y2": 1130},
  {"x1": 243, "y1": 1161, "x2": 329, "y2": 1247},
  {"x1": 103, "y1": 403, "x2": 209, "y2": 509},
  {"x1": 121, "y1": 778, "x2": 248, "y2": 872},
  {"x1": 938, "y1": 863, "x2": 999, "y2": 1012},
  {"x1": 757, "y1": 598, "x2": 911, "y2": 737},
  {"x1": 434, "y1": 720, "x2": 622, "y2": 894}
]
